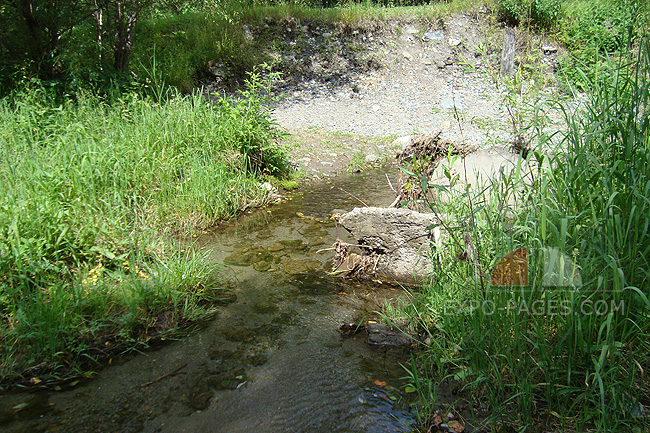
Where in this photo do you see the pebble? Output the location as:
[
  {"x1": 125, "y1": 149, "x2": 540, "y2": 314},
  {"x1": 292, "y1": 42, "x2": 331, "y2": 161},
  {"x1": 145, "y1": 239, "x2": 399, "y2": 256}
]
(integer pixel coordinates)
[
  {"x1": 365, "y1": 154, "x2": 380, "y2": 163},
  {"x1": 541, "y1": 45, "x2": 558, "y2": 54},
  {"x1": 440, "y1": 97, "x2": 466, "y2": 110},
  {"x1": 422, "y1": 31, "x2": 445, "y2": 42}
]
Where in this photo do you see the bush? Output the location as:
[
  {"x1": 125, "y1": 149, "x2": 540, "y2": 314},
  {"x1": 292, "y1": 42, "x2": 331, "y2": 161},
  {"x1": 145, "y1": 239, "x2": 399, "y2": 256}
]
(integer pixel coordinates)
[{"x1": 498, "y1": 0, "x2": 561, "y2": 28}]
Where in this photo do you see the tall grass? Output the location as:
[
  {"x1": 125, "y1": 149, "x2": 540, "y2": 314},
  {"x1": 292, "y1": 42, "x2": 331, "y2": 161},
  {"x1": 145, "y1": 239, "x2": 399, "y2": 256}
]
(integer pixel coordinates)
[
  {"x1": 0, "y1": 77, "x2": 287, "y2": 384},
  {"x1": 394, "y1": 39, "x2": 650, "y2": 431}
]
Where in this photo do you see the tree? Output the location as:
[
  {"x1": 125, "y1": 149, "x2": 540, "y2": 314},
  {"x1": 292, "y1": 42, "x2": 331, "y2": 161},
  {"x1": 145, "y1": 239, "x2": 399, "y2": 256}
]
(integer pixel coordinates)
[
  {"x1": 98, "y1": 0, "x2": 155, "y2": 73},
  {"x1": 3, "y1": 0, "x2": 98, "y2": 79}
]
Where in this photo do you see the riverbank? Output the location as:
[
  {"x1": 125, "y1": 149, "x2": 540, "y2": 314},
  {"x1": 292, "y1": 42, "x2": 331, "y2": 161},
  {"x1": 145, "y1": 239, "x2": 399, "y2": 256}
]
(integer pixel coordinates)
[{"x1": 0, "y1": 76, "x2": 290, "y2": 387}]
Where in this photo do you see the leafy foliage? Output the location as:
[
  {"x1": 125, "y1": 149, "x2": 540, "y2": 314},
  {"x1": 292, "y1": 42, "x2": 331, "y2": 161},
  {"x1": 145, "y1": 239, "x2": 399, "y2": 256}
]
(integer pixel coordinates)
[
  {"x1": 556, "y1": 0, "x2": 648, "y2": 91},
  {"x1": 216, "y1": 65, "x2": 290, "y2": 175},
  {"x1": 497, "y1": 0, "x2": 561, "y2": 28}
]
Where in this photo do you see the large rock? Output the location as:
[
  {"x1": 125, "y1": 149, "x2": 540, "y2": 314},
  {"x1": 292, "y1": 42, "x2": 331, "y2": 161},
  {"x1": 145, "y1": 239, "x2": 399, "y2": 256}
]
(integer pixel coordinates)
[{"x1": 338, "y1": 207, "x2": 441, "y2": 282}]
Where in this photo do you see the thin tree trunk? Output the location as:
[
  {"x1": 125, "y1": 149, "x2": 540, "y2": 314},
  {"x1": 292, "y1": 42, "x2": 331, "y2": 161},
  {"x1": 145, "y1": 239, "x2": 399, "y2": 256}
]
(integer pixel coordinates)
[
  {"x1": 94, "y1": 0, "x2": 105, "y2": 70},
  {"x1": 112, "y1": 1, "x2": 138, "y2": 73},
  {"x1": 17, "y1": 0, "x2": 52, "y2": 76}
]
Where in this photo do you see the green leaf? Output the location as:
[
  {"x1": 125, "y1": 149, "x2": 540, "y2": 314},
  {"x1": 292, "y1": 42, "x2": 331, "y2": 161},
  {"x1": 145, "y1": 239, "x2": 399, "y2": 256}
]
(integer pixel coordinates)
[
  {"x1": 431, "y1": 184, "x2": 450, "y2": 194},
  {"x1": 90, "y1": 246, "x2": 116, "y2": 260},
  {"x1": 399, "y1": 167, "x2": 417, "y2": 178}
]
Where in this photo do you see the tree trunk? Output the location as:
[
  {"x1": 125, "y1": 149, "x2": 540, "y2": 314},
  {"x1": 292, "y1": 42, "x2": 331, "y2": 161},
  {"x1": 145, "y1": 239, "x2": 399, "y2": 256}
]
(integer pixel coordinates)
[
  {"x1": 16, "y1": 0, "x2": 56, "y2": 78},
  {"x1": 93, "y1": 0, "x2": 105, "y2": 70},
  {"x1": 112, "y1": 1, "x2": 138, "y2": 73}
]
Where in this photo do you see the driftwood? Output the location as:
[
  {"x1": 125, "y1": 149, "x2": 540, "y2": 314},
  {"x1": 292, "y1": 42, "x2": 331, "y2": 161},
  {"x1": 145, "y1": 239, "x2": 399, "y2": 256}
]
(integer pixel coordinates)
[
  {"x1": 329, "y1": 239, "x2": 378, "y2": 278},
  {"x1": 140, "y1": 363, "x2": 187, "y2": 388},
  {"x1": 391, "y1": 133, "x2": 477, "y2": 209}
]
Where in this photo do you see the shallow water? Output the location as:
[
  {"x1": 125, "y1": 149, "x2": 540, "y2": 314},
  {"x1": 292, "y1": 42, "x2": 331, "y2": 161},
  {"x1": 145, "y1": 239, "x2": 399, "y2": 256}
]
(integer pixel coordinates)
[{"x1": 1, "y1": 167, "x2": 417, "y2": 433}]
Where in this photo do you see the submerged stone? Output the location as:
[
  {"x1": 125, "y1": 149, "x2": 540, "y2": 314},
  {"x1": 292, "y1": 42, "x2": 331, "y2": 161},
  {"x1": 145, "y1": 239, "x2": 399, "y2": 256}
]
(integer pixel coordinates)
[
  {"x1": 279, "y1": 239, "x2": 309, "y2": 250},
  {"x1": 224, "y1": 248, "x2": 273, "y2": 266},
  {"x1": 253, "y1": 261, "x2": 271, "y2": 272},
  {"x1": 366, "y1": 323, "x2": 413, "y2": 347},
  {"x1": 282, "y1": 258, "x2": 322, "y2": 275}
]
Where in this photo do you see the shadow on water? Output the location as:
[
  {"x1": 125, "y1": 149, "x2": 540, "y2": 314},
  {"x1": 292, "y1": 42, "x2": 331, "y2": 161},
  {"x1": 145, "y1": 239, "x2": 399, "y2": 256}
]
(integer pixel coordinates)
[{"x1": 0, "y1": 167, "x2": 419, "y2": 433}]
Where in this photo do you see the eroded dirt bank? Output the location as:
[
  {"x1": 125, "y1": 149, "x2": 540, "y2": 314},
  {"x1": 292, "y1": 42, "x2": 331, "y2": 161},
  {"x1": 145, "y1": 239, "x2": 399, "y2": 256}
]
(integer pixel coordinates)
[{"x1": 207, "y1": 11, "x2": 565, "y2": 176}]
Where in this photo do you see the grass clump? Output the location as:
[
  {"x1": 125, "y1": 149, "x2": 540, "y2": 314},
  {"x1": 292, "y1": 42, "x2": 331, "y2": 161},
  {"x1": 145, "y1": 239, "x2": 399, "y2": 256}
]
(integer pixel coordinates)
[
  {"x1": 392, "y1": 39, "x2": 650, "y2": 431},
  {"x1": 497, "y1": 0, "x2": 562, "y2": 28},
  {"x1": 556, "y1": 0, "x2": 648, "y2": 91},
  {"x1": 0, "y1": 73, "x2": 288, "y2": 385}
]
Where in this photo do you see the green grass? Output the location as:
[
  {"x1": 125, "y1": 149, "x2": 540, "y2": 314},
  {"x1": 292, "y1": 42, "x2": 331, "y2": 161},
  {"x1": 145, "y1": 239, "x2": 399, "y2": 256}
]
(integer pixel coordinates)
[
  {"x1": 0, "y1": 75, "x2": 288, "y2": 385},
  {"x1": 239, "y1": 0, "x2": 488, "y2": 21},
  {"x1": 390, "y1": 38, "x2": 650, "y2": 431},
  {"x1": 555, "y1": 0, "x2": 648, "y2": 92}
]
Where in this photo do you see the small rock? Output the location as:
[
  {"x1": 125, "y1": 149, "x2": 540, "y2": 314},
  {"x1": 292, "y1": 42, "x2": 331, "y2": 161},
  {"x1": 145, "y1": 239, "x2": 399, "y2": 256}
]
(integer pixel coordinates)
[
  {"x1": 259, "y1": 182, "x2": 275, "y2": 192},
  {"x1": 364, "y1": 154, "x2": 380, "y2": 163},
  {"x1": 372, "y1": 104, "x2": 380, "y2": 112},
  {"x1": 391, "y1": 135, "x2": 414, "y2": 152},
  {"x1": 366, "y1": 323, "x2": 412, "y2": 347},
  {"x1": 422, "y1": 31, "x2": 445, "y2": 42},
  {"x1": 541, "y1": 44, "x2": 558, "y2": 54},
  {"x1": 448, "y1": 37, "x2": 462, "y2": 47},
  {"x1": 405, "y1": 26, "x2": 419, "y2": 35},
  {"x1": 311, "y1": 62, "x2": 324, "y2": 74},
  {"x1": 253, "y1": 261, "x2": 271, "y2": 272},
  {"x1": 243, "y1": 25, "x2": 253, "y2": 41},
  {"x1": 402, "y1": 51, "x2": 413, "y2": 61},
  {"x1": 441, "y1": 97, "x2": 465, "y2": 111}
]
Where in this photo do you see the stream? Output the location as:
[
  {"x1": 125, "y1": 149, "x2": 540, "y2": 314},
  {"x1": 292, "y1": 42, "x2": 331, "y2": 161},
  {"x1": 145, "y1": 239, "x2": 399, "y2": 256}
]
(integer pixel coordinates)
[{"x1": 1, "y1": 167, "x2": 419, "y2": 433}]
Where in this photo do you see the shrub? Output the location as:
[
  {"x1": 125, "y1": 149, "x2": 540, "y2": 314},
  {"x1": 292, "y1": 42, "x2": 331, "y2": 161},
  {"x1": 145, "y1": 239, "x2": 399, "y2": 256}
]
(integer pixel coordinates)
[{"x1": 498, "y1": 0, "x2": 561, "y2": 28}]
